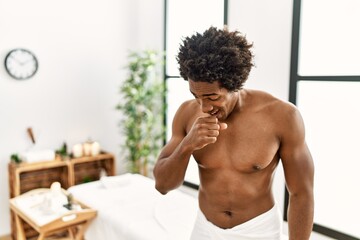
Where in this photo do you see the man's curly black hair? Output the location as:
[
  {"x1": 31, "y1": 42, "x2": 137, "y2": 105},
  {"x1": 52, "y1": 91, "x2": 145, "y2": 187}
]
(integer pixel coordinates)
[{"x1": 177, "y1": 26, "x2": 254, "y2": 91}]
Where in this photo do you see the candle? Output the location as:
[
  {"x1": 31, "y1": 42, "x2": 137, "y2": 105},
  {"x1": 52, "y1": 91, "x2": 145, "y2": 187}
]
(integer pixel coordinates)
[
  {"x1": 91, "y1": 141, "x2": 100, "y2": 156},
  {"x1": 72, "y1": 144, "x2": 83, "y2": 158},
  {"x1": 82, "y1": 141, "x2": 92, "y2": 156}
]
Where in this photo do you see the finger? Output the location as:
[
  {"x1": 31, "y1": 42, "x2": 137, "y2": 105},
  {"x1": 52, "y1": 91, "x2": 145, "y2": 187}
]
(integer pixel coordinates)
[
  {"x1": 204, "y1": 136, "x2": 217, "y2": 144},
  {"x1": 195, "y1": 136, "x2": 218, "y2": 149},
  {"x1": 219, "y1": 122, "x2": 228, "y2": 130},
  {"x1": 206, "y1": 130, "x2": 220, "y2": 137},
  {"x1": 198, "y1": 123, "x2": 220, "y2": 130},
  {"x1": 201, "y1": 116, "x2": 218, "y2": 123}
]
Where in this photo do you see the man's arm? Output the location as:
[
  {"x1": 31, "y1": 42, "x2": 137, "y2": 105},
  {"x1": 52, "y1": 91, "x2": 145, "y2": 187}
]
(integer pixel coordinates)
[
  {"x1": 153, "y1": 135, "x2": 193, "y2": 194},
  {"x1": 279, "y1": 104, "x2": 314, "y2": 240},
  {"x1": 153, "y1": 101, "x2": 227, "y2": 194}
]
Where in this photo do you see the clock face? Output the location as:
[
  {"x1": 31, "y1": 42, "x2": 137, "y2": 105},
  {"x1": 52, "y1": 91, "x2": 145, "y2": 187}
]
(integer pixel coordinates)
[{"x1": 4, "y1": 48, "x2": 38, "y2": 80}]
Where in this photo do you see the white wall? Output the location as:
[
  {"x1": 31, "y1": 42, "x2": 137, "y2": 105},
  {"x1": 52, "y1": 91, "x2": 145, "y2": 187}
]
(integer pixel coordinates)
[
  {"x1": 0, "y1": 0, "x2": 163, "y2": 235},
  {"x1": 228, "y1": 0, "x2": 293, "y2": 215},
  {"x1": 0, "y1": 0, "x2": 292, "y2": 236}
]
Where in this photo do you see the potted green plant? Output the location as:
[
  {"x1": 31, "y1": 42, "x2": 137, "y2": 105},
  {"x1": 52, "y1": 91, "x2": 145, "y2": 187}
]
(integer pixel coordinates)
[{"x1": 117, "y1": 50, "x2": 166, "y2": 176}]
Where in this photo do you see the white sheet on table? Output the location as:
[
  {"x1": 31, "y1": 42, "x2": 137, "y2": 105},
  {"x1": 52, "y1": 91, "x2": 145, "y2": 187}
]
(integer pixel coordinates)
[{"x1": 68, "y1": 173, "x2": 198, "y2": 240}]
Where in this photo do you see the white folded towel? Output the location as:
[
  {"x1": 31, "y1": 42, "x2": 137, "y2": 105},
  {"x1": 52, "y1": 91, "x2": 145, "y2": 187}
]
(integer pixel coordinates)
[
  {"x1": 100, "y1": 173, "x2": 133, "y2": 189},
  {"x1": 20, "y1": 150, "x2": 55, "y2": 163}
]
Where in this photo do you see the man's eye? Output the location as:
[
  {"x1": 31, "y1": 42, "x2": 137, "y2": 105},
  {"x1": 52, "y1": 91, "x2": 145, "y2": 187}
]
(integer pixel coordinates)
[{"x1": 209, "y1": 97, "x2": 220, "y2": 101}]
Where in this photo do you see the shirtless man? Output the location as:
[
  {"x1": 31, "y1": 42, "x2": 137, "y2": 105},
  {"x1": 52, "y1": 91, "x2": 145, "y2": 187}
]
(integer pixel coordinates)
[{"x1": 153, "y1": 26, "x2": 314, "y2": 240}]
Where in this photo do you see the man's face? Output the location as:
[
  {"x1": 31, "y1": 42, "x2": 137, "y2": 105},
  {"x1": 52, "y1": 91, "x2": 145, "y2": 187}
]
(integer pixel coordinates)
[{"x1": 189, "y1": 79, "x2": 238, "y2": 121}]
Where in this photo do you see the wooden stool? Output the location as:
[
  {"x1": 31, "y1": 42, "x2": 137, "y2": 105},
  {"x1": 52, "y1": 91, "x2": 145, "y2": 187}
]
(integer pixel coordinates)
[{"x1": 10, "y1": 188, "x2": 97, "y2": 240}]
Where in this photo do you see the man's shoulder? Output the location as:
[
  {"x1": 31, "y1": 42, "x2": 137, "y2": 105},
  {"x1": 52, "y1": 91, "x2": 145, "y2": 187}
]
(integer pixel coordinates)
[
  {"x1": 246, "y1": 88, "x2": 282, "y2": 102},
  {"x1": 178, "y1": 99, "x2": 200, "y2": 112},
  {"x1": 173, "y1": 100, "x2": 200, "y2": 132},
  {"x1": 246, "y1": 89, "x2": 298, "y2": 115},
  {"x1": 174, "y1": 99, "x2": 200, "y2": 120}
]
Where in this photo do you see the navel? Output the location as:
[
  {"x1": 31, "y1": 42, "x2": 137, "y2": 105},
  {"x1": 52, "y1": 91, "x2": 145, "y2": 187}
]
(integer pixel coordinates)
[{"x1": 223, "y1": 211, "x2": 233, "y2": 217}]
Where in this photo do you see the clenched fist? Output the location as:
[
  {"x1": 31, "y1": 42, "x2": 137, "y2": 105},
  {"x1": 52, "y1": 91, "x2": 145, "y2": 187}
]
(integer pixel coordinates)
[{"x1": 185, "y1": 115, "x2": 228, "y2": 151}]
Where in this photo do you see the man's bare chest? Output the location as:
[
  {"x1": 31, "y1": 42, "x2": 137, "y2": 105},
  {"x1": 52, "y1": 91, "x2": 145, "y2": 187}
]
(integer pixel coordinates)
[{"x1": 191, "y1": 119, "x2": 280, "y2": 172}]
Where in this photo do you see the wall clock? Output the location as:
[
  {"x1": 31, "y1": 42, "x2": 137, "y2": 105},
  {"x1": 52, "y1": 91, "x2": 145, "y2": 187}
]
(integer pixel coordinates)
[{"x1": 4, "y1": 48, "x2": 39, "y2": 80}]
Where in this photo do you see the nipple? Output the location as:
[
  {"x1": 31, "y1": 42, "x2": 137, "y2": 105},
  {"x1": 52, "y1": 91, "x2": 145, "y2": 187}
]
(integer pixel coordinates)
[{"x1": 253, "y1": 165, "x2": 262, "y2": 171}]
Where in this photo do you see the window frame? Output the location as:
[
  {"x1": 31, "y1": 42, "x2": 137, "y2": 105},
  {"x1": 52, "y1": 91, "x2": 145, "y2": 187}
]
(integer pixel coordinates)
[
  {"x1": 285, "y1": 0, "x2": 360, "y2": 239},
  {"x1": 163, "y1": 0, "x2": 229, "y2": 189}
]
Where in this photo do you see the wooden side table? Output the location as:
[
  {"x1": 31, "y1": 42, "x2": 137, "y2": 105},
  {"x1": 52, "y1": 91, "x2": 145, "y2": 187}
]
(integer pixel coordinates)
[
  {"x1": 9, "y1": 188, "x2": 97, "y2": 240},
  {"x1": 8, "y1": 153, "x2": 114, "y2": 239}
]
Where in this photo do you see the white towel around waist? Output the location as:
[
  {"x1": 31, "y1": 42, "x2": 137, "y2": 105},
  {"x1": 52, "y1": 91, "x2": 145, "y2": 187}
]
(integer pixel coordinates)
[{"x1": 190, "y1": 203, "x2": 287, "y2": 240}]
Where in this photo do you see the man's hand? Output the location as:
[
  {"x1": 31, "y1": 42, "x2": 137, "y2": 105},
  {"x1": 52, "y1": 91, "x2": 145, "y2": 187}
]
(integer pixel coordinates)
[{"x1": 184, "y1": 115, "x2": 227, "y2": 151}]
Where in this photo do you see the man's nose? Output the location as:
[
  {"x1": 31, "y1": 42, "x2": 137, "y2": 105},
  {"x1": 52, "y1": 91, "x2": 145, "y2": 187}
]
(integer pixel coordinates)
[{"x1": 200, "y1": 100, "x2": 213, "y2": 113}]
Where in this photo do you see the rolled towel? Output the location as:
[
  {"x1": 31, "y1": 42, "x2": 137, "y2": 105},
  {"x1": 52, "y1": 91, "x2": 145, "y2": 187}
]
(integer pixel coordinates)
[{"x1": 20, "y1": 150, "x2": 56, "y2": 163}]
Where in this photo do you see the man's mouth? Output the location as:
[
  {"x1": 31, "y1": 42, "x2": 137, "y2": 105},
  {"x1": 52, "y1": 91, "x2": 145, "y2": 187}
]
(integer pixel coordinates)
[{"x1": 210, "y1": 109, "x2": 219, "y2": 116}]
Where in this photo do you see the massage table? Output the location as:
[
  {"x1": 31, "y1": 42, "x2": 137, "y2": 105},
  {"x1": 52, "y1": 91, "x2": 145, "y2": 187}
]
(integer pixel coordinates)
[{"x1": 67, "y1": 173, "x2": 198, "y2": 240}]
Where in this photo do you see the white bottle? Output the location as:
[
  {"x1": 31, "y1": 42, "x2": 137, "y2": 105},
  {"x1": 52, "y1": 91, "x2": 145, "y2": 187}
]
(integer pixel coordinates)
[{"x1": 50, "y1": 182, "x2": 68, "y2": 213}]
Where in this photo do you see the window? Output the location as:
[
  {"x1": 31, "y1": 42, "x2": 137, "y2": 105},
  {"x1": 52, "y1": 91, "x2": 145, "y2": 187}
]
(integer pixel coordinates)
[
  {"x1": 165, "y1": 0, "x2": 228, "y2": 186},
  {"x1": 287, "y1": 0, "x2": 360, "y2": 239}
]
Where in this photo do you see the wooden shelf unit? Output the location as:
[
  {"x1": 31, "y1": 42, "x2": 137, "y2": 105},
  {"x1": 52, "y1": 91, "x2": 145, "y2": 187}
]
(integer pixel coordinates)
[{"x1": 8, "y1": 152, "x2": 115, "y2": 239}]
